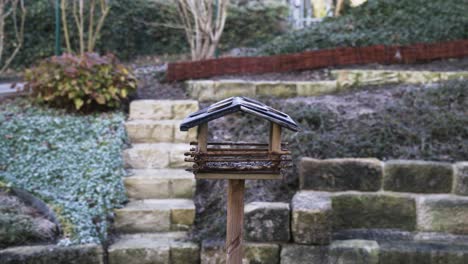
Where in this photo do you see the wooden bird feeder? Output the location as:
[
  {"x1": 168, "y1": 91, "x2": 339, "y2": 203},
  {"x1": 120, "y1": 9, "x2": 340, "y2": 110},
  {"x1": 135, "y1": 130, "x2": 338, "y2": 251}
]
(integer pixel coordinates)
[{"x1": 180, "y1": 97, "x2": 299, "y2": 264}]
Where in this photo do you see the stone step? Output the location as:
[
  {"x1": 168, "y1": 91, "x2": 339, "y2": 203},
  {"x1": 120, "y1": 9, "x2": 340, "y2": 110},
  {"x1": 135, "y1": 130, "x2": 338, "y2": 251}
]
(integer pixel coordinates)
[
  {"x1": 123, "y1": 143, "x2": 188, "y2": 169},
  {"x1": 186, "y1": 71, "x2": 468, "y2": 101},
  {"x1": 108, "y1": 232, "x2": 199, "y2": 264},
  {"x1": 186, "y1": 79, "x2": 339, "y2": 101},
  {"x1": 129, "y1": 100, "x2": 198, "y2": 121},
  {"x1": 125, "y1": 120, "x2": 197, "y2": 144},
  {"x1": 331, "y1": 69, "x2": 468, "y2": 87},
  {"x1": 201, "y1": 240, "x2": 280, "y2": 264},
  {"x1": 124, "y1": 169, "x2": 195, "y2": 199},
  {"x1": 114, "y1": 199, "x2": 195, "y2": 233}
]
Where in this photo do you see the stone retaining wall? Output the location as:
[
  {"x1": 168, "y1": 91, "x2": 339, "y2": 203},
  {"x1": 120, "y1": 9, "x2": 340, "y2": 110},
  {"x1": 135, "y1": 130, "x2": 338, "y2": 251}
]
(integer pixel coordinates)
[
  {"x1": 300, "y1": 158, "x2": 467, "y2": 195},
  {"x1": 186, "y1": 70, "x2": 468, "y2": 101},
  {"x1": 4, "y1": 159, "x2": 468, "y2": 263},
  {"x1": 0, "y1": 244, "x2": 104, "y2": 264},
  {"x1": 223, "y1": 158, "x2": 468, "y2": 264}
]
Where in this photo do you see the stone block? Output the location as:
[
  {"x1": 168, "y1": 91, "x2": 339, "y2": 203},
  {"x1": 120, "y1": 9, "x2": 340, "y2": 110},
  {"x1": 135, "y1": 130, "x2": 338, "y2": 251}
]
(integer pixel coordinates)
[
  {"x1": 125, "y1": 169, "x2": 195, "y2": 200},
  {"x1": 186, "y1": 81, "x2": 216, "y2": 102},
  {"x1": 359, "y1": 70, "x2": 401, "y2": 86},
  {"x1": 114, "y1": 201, "x2": 171, "y2": 233},
  {"x1": 296, "y1": 81, "x2": 339, "y2": 96},
  {"x1": 379, "y1": 240, "x2": 468, "y2": 264},
  {"x1": 0, "y1": 244, "x2": 104, "y2": 264},
  {"x1": 332, "y1": 70, "x2": 357, "y2": 87},
  {"x1": 244, "y1": 202, "x2": 290, "y2": 242},
  {"x1": 125, "y1": 120, "x2": 174, "y2": 143},
  {"x1": 333, "y1": 70, "x2": 401, "y2": 87},
  {"x1": 129, "y1": 100, "x2": 173, "y2": 120},
  {"x1": 300, "y1": 158, "x2": 383, "y2": 191},
  {"x1": 333, "y1": 229, "x2": 413, "y2": 242},
  {"x1": 244, "y1": 243, "x2": 280, "y2": 264},
  {"x1": 200, "y1": 240, "x2": 225, "y2": 264},
  {"x1": 400, "y1": 71, "x2": 441, "y2": 84},
  {"x1": 329, "y1": 240, "x2": 379, "y2": 264},
  {"x1": 383, "y1": 160, "x2": 453, "y2": 193},
  {"x1": 108, "y1": 233, "x2": 197, "y2": 264},
  {"x1": 174, "y1": 121, "x2": 197, "y2": 143},
  {"x1": 214, "y1": 80, "x2": 256, "y2": 100},
  {"x1": 332, "y1": 192, "x2": 416, "y2": 231},
  {"x1": 417, "y1": 195, "x2": 468, "y2": 234},
  {"x1": 114, "y1": 199, "x2": 194, "y2": 233},
  {"x1": 171, "y1": 202, "x2": 196, "y2": 231},
  {"x1": 280, "y1": 244, "x2": 328, "y2": 264},
  {"x1": 171, "y1": 100, "x2": 199, "y2": 120},
  {"x1": 109, "y1": 243, "x2": 169, "y2": 264},
  {"x1": 171, "y1": 241, "x2": 200, "y2": 264},
  {"x1": 126, "y1": 119, "x2": 196, "y2": 144},
  {"x1": 440, "y1": 71, "x2": 468, "y2": 81},
  {"x1": 291, "y1": 191, "x2": 332, "y2": 245},
  {"x1": 256, "y1": 82, "x2": 297, "y2": 98},
  {"x1": 169, "y1": 143, "x2": 190, "y2": 168},
  {"x1": 123, "y1": 144, "x2": 170, "y2": 169},
  {"x1": 454, "y1": 162, "x2": 468, "y2": 196},
  {"x1": 124, "y1": 175, "x2": 170, "y2": 200},
  {"x1": 201, "y1": 240, "x2": 279, "y2": 264}
]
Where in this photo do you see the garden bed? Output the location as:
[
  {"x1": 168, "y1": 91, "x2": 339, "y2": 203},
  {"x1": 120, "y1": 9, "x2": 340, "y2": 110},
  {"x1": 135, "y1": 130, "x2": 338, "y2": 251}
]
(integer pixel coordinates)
[
  {"x1": 0, "y1": 99, "x2": 128, "y2": 245},
  {"x1": 193, "y1": 79, "x2": 468, "y2": 240}
]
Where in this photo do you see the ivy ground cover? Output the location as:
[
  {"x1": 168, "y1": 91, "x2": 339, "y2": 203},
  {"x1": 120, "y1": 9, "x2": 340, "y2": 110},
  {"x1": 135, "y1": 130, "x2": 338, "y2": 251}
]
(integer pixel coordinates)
[{"x1": 0, "y1": 99, "x2": 127, "y2": 245}]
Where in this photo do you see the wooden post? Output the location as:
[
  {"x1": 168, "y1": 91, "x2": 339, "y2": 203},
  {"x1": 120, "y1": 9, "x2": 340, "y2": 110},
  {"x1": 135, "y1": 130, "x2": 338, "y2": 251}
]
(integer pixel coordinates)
[
  {"x1": 198, "y1": 123, "x2": 208, "y2": 152},
  {"x1": 226, "y1": 179, "x2": 245, "y2": 264},
  {"x1": 197, "y1": 123, "x2": 208, "y2": 173},
  {"x1": 269, "y1": 123, "x2": 282, "y2": 152}
]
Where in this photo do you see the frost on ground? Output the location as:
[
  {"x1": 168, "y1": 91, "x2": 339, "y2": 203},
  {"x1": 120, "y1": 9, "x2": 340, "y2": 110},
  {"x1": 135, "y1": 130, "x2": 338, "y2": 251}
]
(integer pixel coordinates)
[
  {"x1": 0, "y1": 99, "x2": 128, "y2": 245},
  {"x1": 194, "y1": 80, "x2": 468, "y2": 240}
]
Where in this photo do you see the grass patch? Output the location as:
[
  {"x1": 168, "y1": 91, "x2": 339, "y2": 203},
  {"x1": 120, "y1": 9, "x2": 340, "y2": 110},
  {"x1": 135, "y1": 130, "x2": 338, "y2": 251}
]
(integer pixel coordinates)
[
  {"x1": 0, "y1": 99, "x2": 127, "y2": 245},
  {"x1": 259, "y1": 0, "x2": 468, "y2": 55}
]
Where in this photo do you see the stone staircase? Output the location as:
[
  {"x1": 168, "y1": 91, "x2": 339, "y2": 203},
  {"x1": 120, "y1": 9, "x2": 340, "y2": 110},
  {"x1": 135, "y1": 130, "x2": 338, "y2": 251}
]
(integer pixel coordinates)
[{"x1": 109, "y1": 100, "x2": 200, "y2": 264}]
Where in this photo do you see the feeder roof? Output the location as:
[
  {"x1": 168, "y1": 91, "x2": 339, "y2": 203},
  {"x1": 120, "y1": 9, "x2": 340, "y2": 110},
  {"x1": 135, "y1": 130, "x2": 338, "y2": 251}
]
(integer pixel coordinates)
[{"x1": 180, "y1": 97, "x2": 299, "y2": 132}]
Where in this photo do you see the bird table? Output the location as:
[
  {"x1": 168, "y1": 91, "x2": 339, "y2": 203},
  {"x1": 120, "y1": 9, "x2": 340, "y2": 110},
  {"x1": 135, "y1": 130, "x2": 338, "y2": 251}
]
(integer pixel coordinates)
[{"x1": 179, "y1": 97, "x2": 299, "y2": 264}]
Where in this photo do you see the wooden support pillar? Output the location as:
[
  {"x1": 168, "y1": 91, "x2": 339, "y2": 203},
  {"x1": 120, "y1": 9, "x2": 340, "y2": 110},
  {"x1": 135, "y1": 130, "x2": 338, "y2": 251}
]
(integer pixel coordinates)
[
  {"x1": 198, "y1": 123, "x2": 208, "y2": 152},
  {"x1": 269, "y1": 123, "x2": 282, "y2": 152},
  {"x1": 226, "y1": 179, "x2": 245, "y2": 264}
]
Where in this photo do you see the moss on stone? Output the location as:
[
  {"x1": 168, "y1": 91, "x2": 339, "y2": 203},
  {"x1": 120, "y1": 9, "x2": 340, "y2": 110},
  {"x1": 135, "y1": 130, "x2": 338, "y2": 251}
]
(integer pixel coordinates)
[
  {"x1": 332, "y1": 193, "x2": 417, "y2": 231},
  {"x1": 383, "y1": 160, "x2": 453, "y2": 193}
]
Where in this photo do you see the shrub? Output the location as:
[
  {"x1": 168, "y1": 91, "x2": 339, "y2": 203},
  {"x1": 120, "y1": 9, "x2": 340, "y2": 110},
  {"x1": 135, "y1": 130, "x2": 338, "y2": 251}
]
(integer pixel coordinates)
[
  {"x1": 259, "y1": 0, "x2": 468, "y2": 55},
  {"x1": 23, "y1": 53, "x2": 137, "y2": 112}
]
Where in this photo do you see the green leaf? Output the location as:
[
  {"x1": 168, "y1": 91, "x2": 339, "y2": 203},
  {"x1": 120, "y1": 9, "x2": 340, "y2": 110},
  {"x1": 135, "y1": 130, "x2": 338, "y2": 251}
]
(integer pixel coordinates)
[
  {"x1": 74, "y1": 98, "x2": 84, "y2": 110},
  {"x1": 120, "y1": 89, "x2": 128, "y2": 98}
]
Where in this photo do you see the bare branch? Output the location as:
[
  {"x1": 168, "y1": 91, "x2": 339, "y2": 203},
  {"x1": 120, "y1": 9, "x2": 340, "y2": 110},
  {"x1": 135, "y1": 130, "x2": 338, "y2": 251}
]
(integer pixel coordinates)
[
  {"x1": 61, "y1": 0, "x2": 72, "y2": 53},
  {"x1": 174, "y1": 0, "x2": 230, "y2": 60},
  {"x1": 0, "y1": 0, "x2": 26, "y2": 74},
  {"x1": 61, "y1": 0, "x2": 111, "y2": 55}
]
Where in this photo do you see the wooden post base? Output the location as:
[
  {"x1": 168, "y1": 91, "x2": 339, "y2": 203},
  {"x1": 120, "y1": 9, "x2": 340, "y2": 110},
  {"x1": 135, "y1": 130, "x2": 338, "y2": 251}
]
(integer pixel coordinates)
[{"x1": 226, "y1": 179, "x2": 245, "y2": 264}]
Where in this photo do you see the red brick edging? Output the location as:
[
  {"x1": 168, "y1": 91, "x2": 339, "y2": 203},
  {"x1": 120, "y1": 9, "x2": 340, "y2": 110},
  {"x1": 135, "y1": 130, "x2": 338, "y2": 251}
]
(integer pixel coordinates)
[{"x1": 166, "y1": 39, "x2": 468, "y2": 82}]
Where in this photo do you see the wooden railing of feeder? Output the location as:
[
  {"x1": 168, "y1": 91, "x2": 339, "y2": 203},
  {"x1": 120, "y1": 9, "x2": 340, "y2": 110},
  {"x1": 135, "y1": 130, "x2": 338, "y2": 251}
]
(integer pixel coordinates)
[{"x1": 179, "y1": 97, "x2": 299, "y2": 264}]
